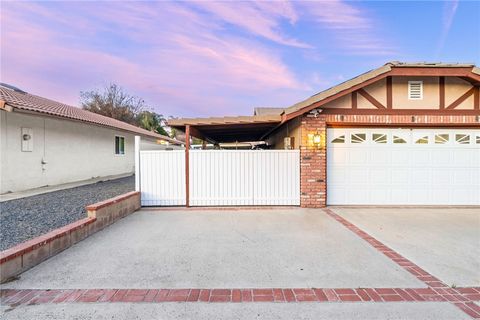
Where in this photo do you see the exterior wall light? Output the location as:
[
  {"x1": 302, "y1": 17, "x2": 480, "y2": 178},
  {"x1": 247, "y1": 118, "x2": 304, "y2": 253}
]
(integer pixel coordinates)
[{"x1": 313, "y1": 132, "x2": 322, "y2": 145}]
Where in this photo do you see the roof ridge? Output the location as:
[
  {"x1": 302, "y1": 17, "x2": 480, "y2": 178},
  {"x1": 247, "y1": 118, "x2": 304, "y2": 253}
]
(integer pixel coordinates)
[{"x1": 0, "y1": 87, "x2": 181, "y2": 144}]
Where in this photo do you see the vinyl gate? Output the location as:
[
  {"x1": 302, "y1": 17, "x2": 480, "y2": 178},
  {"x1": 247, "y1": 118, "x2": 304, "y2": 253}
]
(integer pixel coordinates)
[
  {"x1": 137, "y1": 147, "x2": 300, "y2": 206},
  {"x1": 138, "y1": 150, "x2": 186, "y2": 206},
  {"x1": 189, "y1": 150, "x2": 300, "y2": 206}
]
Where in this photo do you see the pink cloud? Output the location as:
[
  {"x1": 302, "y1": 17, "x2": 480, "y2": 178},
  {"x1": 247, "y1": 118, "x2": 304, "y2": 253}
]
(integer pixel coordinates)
[
  {"x1": 1, "y1": 1, "x2": 308, "y2": 117},
  {"x1": 299, "y1": 0, "x2": 396, "y2": 56},
  {"x1": 191, "y1": 1, "x2": 310, "y2": 48}
]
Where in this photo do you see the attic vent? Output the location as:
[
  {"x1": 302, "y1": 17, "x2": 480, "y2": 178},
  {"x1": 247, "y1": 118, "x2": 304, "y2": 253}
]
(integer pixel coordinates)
[{"x1": 408, "y1": 81, "x2": 423, "y2": 100}]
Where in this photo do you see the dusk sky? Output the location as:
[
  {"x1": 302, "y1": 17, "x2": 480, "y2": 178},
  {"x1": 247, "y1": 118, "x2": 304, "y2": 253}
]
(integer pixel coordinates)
[{"x1": 1, "y1": 1, "x2": 479, "y2": 118}]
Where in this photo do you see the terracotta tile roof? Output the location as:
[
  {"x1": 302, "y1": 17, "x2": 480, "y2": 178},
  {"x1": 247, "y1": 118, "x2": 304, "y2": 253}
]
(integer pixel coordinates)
[{"x1": 0, "y1": 86, "x2": 181, "y2": 144}]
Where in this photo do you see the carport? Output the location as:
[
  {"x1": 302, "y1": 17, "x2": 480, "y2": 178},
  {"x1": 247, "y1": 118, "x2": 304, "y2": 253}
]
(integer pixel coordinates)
[{"x1": 135, "y1": 115, "x2": 300, "y2": 207}]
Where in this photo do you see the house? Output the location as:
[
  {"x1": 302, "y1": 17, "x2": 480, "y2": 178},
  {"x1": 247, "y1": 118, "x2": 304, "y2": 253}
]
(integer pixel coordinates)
[
  {"x1": 0, "y1": 84, "x2": 181, "y2": 194},
  {"x1": 168, "y1": 62, "x2": 480, "y2": 207}
]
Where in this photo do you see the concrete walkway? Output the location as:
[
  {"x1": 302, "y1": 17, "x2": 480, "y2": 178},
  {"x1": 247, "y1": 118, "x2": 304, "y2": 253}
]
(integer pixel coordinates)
[
  {"x1": 0, "y1": 173, "x2": 132, "y2": 202},
  {"x1": 1, "y1": 301, "x2": 472, "y2": 320}
]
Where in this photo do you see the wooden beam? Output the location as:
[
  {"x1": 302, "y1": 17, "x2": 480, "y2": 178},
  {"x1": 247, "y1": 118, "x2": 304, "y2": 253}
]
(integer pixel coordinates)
[
  {"x1": 386, "y1": 76, "x2": 392, "y2": 109},
  {"x1": 474, "y1": 87, "x2": 480, "y2": 110},
  {"x1": 188, "y1": 125, "x2": 216, "y2": 144},
  {"x1": 389, "y1": 67, "x2": 473, "y2": 77},
  {"x1": 321, "y1": 108, "x2": 480, "y2": 115},
  {"x1": 351, "y1": 91, "x2": 357, "y2": 109},
  {"x1": 446, "y1": 87, "x2": 475, "y2": 110},
  {"x1": 358, "y1": 89, "x2": 386, "y2": 109},
  {"x1": 185, "y1": 125, "x2": 190, "y2": 207},
  {"x1": 439, "y1": 76, "x2": 445, "y2": 109}
]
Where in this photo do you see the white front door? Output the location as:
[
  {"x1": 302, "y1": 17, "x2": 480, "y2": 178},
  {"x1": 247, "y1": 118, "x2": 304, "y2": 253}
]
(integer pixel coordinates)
[{"x1": 327, "y1": 128, "x2": 480, "y2": 205}]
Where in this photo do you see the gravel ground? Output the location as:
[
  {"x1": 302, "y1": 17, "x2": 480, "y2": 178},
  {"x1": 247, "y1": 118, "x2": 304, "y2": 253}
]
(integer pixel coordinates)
[{"x1": 0, "y1": 176, "x2": 135, "y2": 251}]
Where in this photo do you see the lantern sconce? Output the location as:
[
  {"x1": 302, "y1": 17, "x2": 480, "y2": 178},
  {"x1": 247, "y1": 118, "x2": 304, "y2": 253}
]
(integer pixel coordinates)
[{"x1": 313, "y1": 132, "x2": 322, "y2": 146}]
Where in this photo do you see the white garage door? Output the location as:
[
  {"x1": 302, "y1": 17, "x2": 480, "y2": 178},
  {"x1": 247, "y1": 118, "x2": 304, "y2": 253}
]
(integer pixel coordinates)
[{"x1": 327, "y1": 128, "x2": 480, "y2": 205}]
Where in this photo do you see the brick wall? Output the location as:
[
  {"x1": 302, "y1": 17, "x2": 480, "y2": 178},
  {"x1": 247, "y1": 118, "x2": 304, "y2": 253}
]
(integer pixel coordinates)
[
  {"x1": 299, "y1": 112, "x2": 479, "y2": 208},
  {"x1": 300, "y1": 114, "x2": 327, "y2": 208}
]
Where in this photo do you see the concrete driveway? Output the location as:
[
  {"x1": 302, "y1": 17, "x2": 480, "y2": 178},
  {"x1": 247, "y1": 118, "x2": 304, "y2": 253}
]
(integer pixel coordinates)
[
  {"x1": 2, "y1": 208, "x2": 423, "y2": 289},
  {"x1": 333, "y1": 207, "x2": 480, "y2": 287},
  {"x1": 2, "y1": 207, "x2": 479, "y2": 320}
]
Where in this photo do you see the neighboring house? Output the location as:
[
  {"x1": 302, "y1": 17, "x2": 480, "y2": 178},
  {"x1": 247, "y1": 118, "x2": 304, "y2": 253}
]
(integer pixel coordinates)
[
  {"x1": 0, "y1": 84, "x2": 181, "y2": 194},
  {"x1": 169, "y1": 62, "x2": 480, "y2": 207}
]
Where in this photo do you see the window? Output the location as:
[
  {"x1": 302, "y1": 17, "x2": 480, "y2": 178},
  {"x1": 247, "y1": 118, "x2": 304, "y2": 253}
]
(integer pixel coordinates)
[
  {"x1": 115, "y1": 136, "x2": 125, "y2": 155},
  {"x1": 372, "y1": 133, "x2": 387, "y2": 144},
  {"x1": 393, "y1": 135, "x2": 407, "y2": 144},
  {"x1": 455, "y1": 134, "x2": 470, "y2": 145},
  {"x1": 415, "y1": 136, "x2": 429, "y2": 144},
  {"x1": 351, "y1": 133, "x2": 366, "y2": 144},
  {"x1": 331, "y1": 135, "x2": 345, "y2": 143},
  {"x1": 408, "y1": 81, "x2": 423, "y2": 100},
  {"x1": 435, "y1": 134, "x2": 449, "y2": 144}
]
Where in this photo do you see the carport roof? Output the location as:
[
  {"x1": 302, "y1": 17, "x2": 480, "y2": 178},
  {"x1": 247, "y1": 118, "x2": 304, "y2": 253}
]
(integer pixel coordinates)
[{"x1": 168, "y1": 115, "x2": 281, "y2": 143}]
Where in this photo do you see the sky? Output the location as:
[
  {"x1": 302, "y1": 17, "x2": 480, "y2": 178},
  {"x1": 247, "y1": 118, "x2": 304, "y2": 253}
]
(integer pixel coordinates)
[{"x1": 1, "y1": 0, "x2": 479, "y2": 118}]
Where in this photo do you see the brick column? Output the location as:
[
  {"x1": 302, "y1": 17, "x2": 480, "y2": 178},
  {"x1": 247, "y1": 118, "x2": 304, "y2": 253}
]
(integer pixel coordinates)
[{"x1": 300, "y1": 113, "x2": 327, "y2": 208}]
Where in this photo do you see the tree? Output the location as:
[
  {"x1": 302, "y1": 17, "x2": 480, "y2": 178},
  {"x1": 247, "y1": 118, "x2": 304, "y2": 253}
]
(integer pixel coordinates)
[
  {"x1": 80, "y1": 84, "x2": 145, "y2": 125},
  {"x1": 136, "y1": 111, "x2": 169, "y2": 136},
  {"x1": 81, "y1": 83, "x2": 172, "y2": 137}
]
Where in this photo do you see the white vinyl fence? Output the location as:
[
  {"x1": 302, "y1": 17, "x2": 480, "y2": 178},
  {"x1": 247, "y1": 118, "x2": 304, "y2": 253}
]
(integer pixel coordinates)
[
  {"x1": 138, "y1": 150, "x2": 186, "y2": 206},
  {"x1": 136, "y1": 137, "x2": 300, "y2": 206},
  {"x1": 189, "y1": 150, "x2": 300, "y2": 206}
]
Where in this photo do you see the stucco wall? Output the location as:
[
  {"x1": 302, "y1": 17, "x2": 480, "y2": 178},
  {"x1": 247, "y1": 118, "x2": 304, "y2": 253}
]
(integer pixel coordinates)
[
  {"x1": 267, "y1": 117, "x2": 301, "y2": 149},
  {"x1": 320, "y1": 76, "x2": 475, "y2": 110},
  {"x1": 1, "y1": 111, "x2": 138, "y2": 193}
]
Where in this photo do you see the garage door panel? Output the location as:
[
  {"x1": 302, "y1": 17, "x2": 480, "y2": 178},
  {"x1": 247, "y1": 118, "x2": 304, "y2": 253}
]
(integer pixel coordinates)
[
  {"x1": 369, "y1": 168, "x2": 390, "y2": 184},
  {"x1": 348, "y1": 149, "x2": 368, "y2": 164},
  {"x1": 411, "y1": 150, "x2": 430, "y2": 165},
  {"x1": 327, "y1": 128, "x2": 480, "y2": 205},
  {"x1": 391, "y1": 168, "x2": 410, "y2": 184},
  {"x1": 369, "y1": 150, "x2": 390, "y2": 164},
  {"x1": 391, "y1": 150, "x2": 409, "y2": 165},
  {"x1": 329, "y1": 168, "x2": 346, "y2": 184},
  {"x1": 348, "y1": 168, "x2": 369, "y2": 184}
]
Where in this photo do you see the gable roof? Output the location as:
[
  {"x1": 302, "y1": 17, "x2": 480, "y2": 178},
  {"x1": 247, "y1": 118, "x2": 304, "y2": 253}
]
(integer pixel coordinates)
[
  {"x1": 0, "y1": 86, "x2": 181, "y2": 144},
  {"x1": 282, "y1": 61, "x2": 479, "y2": 120}
]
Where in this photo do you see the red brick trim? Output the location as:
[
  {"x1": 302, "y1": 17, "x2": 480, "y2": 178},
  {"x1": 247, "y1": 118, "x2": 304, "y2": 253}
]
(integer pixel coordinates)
[
  {"x1": 323, "y1": 208, "x2": 480, "y2": 318},
  {"x1": 85, "y1": 191, "x2": 140, "y2": 211},
  {"x1": 0, "y1": 218, "x2": 96, "y2": 264},
  {"x1": 1, "y1": 287, "x2": 479, "y2": 306}
]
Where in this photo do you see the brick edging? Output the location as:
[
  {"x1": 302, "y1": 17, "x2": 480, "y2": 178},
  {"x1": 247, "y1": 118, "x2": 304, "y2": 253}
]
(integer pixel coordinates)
[
  {"x1": 0, "y1": 191, "x2": 141, "y2": 283},
  {"x1": 1, "y1": 287, "x2": 479, "y2": 305},
  {"x1": 323, "y1": 208, "x2": 480, "y2": 319},
  {"x1": 86, "y1": 191, "x2": 140, "y2": 210},
  {"x1": 0, "y1": 218, "x2": 96, "y2": 264}
]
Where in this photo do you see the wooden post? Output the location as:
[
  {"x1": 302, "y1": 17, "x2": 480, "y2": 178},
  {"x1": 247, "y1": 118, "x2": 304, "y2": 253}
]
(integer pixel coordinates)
[
  {"x1": 386, "y1": 76, "x2": 392, "y2": 109},
  {"x1": 439, "y1": 76, "x2": 445, "y2": 109},
  {"x1": 185, "y1": 125, "x2": 190, "y2": 207}
]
